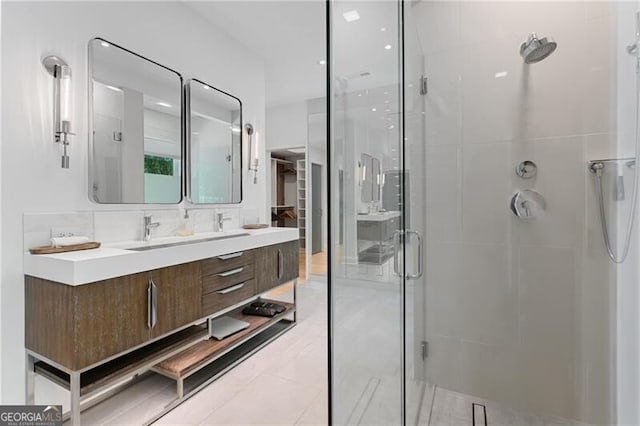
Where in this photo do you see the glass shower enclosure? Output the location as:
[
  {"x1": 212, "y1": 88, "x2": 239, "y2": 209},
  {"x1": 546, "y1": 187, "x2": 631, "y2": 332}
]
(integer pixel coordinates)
[
  {"x1": 329, "y1": 1, "x2": 426, "y2": 424},
  {"x1": 329, "y1": 0, "x2": 633, "y2": 424}
]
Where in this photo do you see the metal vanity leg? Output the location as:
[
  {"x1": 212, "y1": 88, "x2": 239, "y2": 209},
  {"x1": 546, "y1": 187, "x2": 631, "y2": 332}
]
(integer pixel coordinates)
[
  {"x1": 177, "y1": 378, "x2": 184, "y2": 399},
  {"x1": 25, "y1": 353, "x2": 35, "y2": 405},
  {"x1": 293, "y1": 278, "x2": 298, "y2": 323},
  {"x1": 70, "y1": 372, "x2": 81, "y2": 426}
]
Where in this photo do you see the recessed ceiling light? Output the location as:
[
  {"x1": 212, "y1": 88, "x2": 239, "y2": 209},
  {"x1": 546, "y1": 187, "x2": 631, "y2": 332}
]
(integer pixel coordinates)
[
  {"x1": 343, "y1": 10, "x2": 360, "y2": 22},
  {"x1": 380, "y1": 27, "x2": 386, "y2": 32},
  {"x1": 383, "y1": 91, "x2": 388, "y2": 95},
  {"x1": 386, "y1": 109, "x2": 391, "y2": 113},
  {"x1": 494, "y1": 71, "x2": 508, "y2": 78},
  {"x1": 318, "y1": 60, "x2": 327, "y2": 65},
  {"x1": 357, "y1": 93, "x2": 362, "y2": 97},
  {"x1": 100, "y1": 41, "x2": 110, "y2": 48},
  {"x1": 371, "y1": 107, "x2": 377, "y2": 112},
  {"x1": 388, "y1": 125, "x2": 395, "y2": 130},
  {"x1": 384, "y1": 44, "x2": 392, "y2": 50},
  {"x1": 156, "y1": 102, "x2": 172, "y2": 108}
]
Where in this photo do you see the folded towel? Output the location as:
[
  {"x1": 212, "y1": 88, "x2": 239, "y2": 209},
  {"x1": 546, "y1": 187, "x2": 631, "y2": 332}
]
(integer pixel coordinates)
[{"x1": 50, "y1": 236, "x2": 90, "y2": 247}]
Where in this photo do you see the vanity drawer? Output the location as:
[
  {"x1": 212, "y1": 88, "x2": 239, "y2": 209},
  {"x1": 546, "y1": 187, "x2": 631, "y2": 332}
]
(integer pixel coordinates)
[
  {"x1": 202, "y1": 279, "x2": 256, "y2": 315},
  {"x1": 202, "y1": 264, "x2": 255, "y2": 295},
  {"x1": 201, "y1": 250, "x2": 255, "y2": 276},
  {"x1": 357, "y1": 219, "x2": 398, "y2": 242}
]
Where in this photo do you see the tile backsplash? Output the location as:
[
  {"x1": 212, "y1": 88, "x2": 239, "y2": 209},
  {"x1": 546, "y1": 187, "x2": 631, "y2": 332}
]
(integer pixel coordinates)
[{"x1": 23, "y1": 207, "x2": 244, "y2": 251}]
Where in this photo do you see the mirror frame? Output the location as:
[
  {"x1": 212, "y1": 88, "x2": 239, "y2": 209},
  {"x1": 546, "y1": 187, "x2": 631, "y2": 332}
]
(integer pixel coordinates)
[
  {"x1": 185, "y1": 78, "x2": 243, "y2": 205},
  {"x1": 88, "y1": 37, "x2": 185, "y2": 204}
]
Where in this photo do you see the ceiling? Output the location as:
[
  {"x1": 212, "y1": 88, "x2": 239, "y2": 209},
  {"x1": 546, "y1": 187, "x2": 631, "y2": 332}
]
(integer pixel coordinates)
[
  {"x1": 183, "y1": 1, "x2": 405, "y2": 109},
  {"x1": 184, "y1": 1, "x2": 326, "y2": 107}
]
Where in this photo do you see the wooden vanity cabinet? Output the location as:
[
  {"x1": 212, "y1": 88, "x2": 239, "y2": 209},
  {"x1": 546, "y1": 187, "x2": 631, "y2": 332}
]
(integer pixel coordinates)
[
  {"x1": 255, "y1": 240, "x2": 299, "y2": 293},
  {"x1": 25, "y1": 241, "x2": 298, "y2": 372}
]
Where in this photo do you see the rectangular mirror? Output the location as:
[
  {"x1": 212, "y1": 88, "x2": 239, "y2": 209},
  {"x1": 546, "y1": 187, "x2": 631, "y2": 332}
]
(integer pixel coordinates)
[
  {"x1": 187, "y1": 79, "x2": 242, "y2": 204},
  {"x1": 89, "y1": 38, "x2": 183, "y2": 204}
]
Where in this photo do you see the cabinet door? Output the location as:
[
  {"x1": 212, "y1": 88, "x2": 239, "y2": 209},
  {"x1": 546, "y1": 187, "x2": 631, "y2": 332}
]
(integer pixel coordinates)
[
  {"x1": 255, "y1": 241, "x2": 299, "y2": 293},
  {"x1": 255, "y1": 245, "x2": 279, "y2": 293},
  {"x1": 278, "y1": 240, "x2": 299, "y2": 285},
  {"x1": 74, "y1": 272, "x2": 150, "y2": 370},
  {"x1": 151, "y1": 262, "x2": 202, "y2": 338}
]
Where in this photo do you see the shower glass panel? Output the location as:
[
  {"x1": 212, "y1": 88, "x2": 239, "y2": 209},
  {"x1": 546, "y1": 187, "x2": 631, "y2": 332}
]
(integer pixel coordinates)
[{"x1": 329, "y1": 0, "x2": 408, "y2": 424}]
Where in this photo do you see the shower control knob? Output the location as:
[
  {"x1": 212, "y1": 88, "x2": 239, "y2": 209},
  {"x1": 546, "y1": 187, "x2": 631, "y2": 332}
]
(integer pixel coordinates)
[
  {"x1": 515, "y1": 160, "x2": 537, "y2": 179},
  {"x1": 510, "y1": 189, "x2": 545, "y2": 220}
]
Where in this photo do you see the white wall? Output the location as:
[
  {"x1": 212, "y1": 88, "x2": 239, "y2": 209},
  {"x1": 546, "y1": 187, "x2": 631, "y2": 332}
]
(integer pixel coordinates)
[
  {"x1": 1, "y1": 1, "x2": 267, "y2": 403},
  {"x1": 414, "y1": 1, "x2": 616, "y2": 423},
  {"x1": 266, "y1": 101, "x2": 308, "y2": 150},
  {"x1": 266, "y1": 99, "x2": 328, "y2": 256}
]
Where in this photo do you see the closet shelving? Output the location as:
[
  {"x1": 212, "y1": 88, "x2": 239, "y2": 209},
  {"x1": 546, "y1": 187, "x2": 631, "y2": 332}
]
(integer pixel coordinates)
[
  {"x1": 297, "y1": 159, "x2": 306, "y2": 249},
  {"x1": 270, "y1": 157, "x2": 298, "y2": 228}
]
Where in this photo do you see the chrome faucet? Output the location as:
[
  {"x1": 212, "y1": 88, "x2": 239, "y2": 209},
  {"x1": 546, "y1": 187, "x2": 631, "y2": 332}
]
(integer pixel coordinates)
[
  {"x1": 143, "y1": 215, "x2": 160, "y2": 241},
  {"x1": 215, "y1": 212, "x2": 231, "y2": 232}
]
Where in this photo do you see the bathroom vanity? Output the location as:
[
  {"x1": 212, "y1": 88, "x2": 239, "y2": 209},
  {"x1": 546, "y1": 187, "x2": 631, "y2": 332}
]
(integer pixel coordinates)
[
  {"x1": 24, "y1": 228, "x2": 299, "y2": 425},
  {"x1": 356, "y1": 211, "x2": 400, "y2": 265}
]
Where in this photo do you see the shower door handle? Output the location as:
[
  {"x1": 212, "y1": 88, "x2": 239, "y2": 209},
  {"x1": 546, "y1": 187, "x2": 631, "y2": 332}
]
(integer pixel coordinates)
[{"x1": 406, "y1": 230, "x2": 424, "y2": 280}]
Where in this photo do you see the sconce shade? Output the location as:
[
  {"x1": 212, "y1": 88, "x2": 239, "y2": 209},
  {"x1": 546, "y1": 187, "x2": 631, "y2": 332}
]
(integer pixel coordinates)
[{"x1": 42, "y1": 55, "x2": 72, "y2": 168}]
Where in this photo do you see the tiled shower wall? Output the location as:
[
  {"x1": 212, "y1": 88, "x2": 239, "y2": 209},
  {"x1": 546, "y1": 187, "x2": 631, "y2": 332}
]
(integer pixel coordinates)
[{"x1": 414, "y1": 2, "x2": 616, "y2": 423}]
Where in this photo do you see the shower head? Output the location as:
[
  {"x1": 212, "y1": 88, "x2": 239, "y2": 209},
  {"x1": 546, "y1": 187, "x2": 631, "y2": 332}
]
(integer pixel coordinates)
[{"x1": 520, "y1": 33, "x2": 557, "y2": 64}]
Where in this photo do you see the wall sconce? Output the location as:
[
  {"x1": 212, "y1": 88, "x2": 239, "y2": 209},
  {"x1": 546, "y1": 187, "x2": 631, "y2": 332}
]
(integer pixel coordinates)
[
  {"x1": 246, "y1": 123, "x2": 259, "y2": 184},
  {"x1": 42, "y1": 55, "x2": 73, "y2": 168}
]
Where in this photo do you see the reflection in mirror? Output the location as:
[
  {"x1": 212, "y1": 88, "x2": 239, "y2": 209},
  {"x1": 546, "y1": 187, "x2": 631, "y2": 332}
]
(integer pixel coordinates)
[
  {"x1": 371, "y1": 157, "x2": 381, "y2": 202},
  {"x1": 187, "y1": 79, "x2": 242, "y2": 204},
  {"x1": 361, "y1": 153, "x2": 373, "y2": 203},
  {"x1": 361, "y1": 153, "x2": 380, "y2": 204},
  {"x1": 89, "y1": 38, "x2": 182, "y2": 204}
]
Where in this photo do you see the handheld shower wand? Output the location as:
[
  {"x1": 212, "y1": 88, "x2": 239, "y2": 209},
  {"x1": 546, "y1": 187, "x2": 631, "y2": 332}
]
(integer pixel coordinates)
[{"x1": 590, "y1": 11, "x2": 640, "y2": 263}]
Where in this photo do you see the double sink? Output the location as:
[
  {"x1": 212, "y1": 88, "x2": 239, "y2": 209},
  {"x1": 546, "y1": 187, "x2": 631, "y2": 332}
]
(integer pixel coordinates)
[{"x1": 108, "y1": 230, "x2": 250, "y2": 251}]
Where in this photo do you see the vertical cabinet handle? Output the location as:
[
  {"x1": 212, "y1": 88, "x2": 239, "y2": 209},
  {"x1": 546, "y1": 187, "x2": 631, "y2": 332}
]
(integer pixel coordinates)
[
  {"x1": 406, "y1": 230, "x2": 424, "y2": 280},
  {"x1": 147, "y1": 279, "x2": 158, "y2": 329},
  {"x1": 277, "y1": 249, "x2": 284, "y2": 280}
]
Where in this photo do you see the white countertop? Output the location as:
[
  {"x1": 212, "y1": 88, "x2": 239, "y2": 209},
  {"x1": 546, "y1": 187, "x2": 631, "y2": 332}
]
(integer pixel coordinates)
[
  {"x1": 24, "y1": 227, "x2": 299, "y2": 286},
  {"x1": 356, "y1": 211, "x2": 401, "y2": 222}
]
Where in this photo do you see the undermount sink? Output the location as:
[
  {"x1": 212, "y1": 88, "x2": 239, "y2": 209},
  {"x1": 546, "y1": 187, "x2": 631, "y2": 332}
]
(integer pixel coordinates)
[{"x1": 118, "y1": 232, "x2": 250, "y2": 251}]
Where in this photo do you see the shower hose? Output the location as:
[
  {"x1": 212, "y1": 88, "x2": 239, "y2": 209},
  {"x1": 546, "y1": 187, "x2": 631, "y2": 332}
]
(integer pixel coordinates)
[{"x1": 591, "y1": 56, "x2": 640, "y2": 264}]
